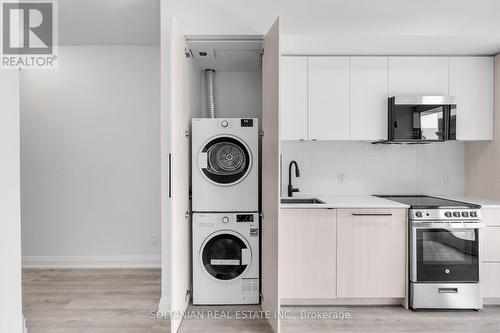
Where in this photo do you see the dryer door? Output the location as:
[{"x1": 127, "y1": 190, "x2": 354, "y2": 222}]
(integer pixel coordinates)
[
  {"x1": 198, "y1": 135, "x2": 252, "y2": 186},
  {"x1": 201, "y1": 230, "x2": 251, "y2": 281}
]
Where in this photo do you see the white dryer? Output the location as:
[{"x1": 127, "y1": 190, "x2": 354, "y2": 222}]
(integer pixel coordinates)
[
  {"x1": 192, "y1": 212, "x2": 259, "y2": 305},
  {"x1": 192, "y1": 118, "x2": 259, "y2": 212}
]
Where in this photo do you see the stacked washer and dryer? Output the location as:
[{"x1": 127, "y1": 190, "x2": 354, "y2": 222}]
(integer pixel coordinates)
[{"x1": 191, "y1": 112, "x2": 260, "y2": 304}]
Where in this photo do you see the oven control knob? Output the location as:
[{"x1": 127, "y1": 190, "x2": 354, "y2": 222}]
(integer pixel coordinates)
[
  {"x1": 444, "y1": 212, "x2": 452, "y2": 218},
  {"x1": 221, "y1": 120, "x2": 229, "y2": 127},
  {"x1": 470, "y1": 211, "x2": 477, "y2": 218},
  {"x1": 445, "y1": 269, "x2": 450, "y2": 274},
  {"x1": 453, "y1": 212, "x2": 461, "y2": 218},
  {"x1": 222, "y1": 216, "x2": 229, "y2": 223},
  {"x1": 415, "y1": 211, "x2": 423, "y2": 218},
  {"x1": 462, "y1": 211, "x2": 469, "y2": 218}
]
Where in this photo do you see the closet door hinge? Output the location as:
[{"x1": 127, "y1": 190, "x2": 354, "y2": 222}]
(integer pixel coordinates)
[
  {"x1": 185, "y1": 130, "x2": 190, "y2": 137},
  {"x1": 185, "y1": 48, "x2": 191, "y2": 59},
  {"x1": 185, "y1": 289, "x2": 192, "y2": 302},
  {"x1": 185, "y1": 210, "x2": 190, "y2": 220},
  {"x1": 260, "y1": 131, "x2": 264, "y2": 137},
  {"x1": 259, "y1": 292, "x2": 264, "y2": 302}
]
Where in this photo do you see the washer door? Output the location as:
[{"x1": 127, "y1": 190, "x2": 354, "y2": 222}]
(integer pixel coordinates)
[
  {"x1": 198, "y1": 135, "x2": 252, "y2": 186},
  {"x1": 201, "y1": 230, "x2": 251, "y2": 281}
]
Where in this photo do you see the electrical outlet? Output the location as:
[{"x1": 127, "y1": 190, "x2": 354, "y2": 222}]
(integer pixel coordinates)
[
  {"x1": 338, "y1": 171, "x2": 345, "y2": 184},
  {"x1": 152, "y1": 233, "x2": 160, "y2": 247}
]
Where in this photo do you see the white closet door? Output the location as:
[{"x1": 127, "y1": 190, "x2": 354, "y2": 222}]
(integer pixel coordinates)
[
  {"x1": 388, "y1": 57, "x2": 449, "y2": 96},
  {"x1": 262, "y1": 17, "x2": 281, "y2": 333},
  {"x1": 308, "y1": 57, "x2": 350, "y2": 140},
  {"x1": 168, "y1": 17, "x2": 191, "y2": 333},
  {"x1": 350, "y1": 57, "x2": 388, "y2": 141},
  {"x1": 281, "y1": 56, "x2": 307, "y2": 140},
  {"x1": 449, "y1": 57, "x2": 494, "y2": 141},
  {"x1": 0, "y1": 68, "x2": 22, "y2": 333}
]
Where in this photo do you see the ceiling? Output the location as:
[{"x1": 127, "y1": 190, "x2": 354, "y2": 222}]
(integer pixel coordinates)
[{"x1": 58, "y1": 0, "x2": 500, "y2": 55}]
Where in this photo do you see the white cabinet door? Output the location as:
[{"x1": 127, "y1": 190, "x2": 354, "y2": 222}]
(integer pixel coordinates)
[
  {"x1": 280, "y1": 209, "x2": 336, "y2": 299},
  {"x1": 308, "y1": 57, "x2": 350, "y2": 140},
  {"x1": 449, "y1": 57, "x2": 494, "y2": 141},
  {"x1": 350, "y1": 57, "x2": 388, "y2": 141},
  {"x1": 261, "y1": 18, "x2": 281, "y2": 333},
  {"x1": 281, "y1": 56, "x2": 308, "y2": 140},
  {"x1": 483, "y1": 263, "x2": 500, "y2": 298},
  {"x1": 388, "y1": 57, "x2": 449, "y2": 96},
  {"x1": 167, "y1": 17, "x2": 191, "y2": 333},
  {"x1": 337, "y1": 209, "x2": 407, "y2": 298}
]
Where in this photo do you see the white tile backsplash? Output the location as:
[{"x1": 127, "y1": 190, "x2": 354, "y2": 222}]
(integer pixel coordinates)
[{"x1": 281, "y1": 141, "x2": 465, "y2": 196}]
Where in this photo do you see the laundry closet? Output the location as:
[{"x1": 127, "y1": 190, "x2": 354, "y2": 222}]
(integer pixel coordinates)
[{"x1": 163, "y1": 18, "x2": 281, "y2": 332}]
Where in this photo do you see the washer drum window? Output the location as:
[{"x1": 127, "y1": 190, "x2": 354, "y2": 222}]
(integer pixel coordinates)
[{"x1": 201, "y1": 231, "x2": 251, "y2": 281}]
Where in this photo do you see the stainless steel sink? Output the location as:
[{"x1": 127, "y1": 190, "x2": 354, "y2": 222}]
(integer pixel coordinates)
[{"x1": 280, "y1": 198, "x2": 325, "y2": 204}]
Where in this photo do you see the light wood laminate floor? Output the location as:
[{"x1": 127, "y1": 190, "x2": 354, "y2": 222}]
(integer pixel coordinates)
[
  {"x1": 23, "y1": 269, "x2": 500, "y2": 333},
  {"x1": 23, "y1": 269, "x2": 169, "y2": 333}
]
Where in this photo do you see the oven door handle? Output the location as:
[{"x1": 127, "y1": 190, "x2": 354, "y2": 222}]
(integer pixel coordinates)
[{"x1": 411, "y1": 222, "x2": 485, "y2": 229}]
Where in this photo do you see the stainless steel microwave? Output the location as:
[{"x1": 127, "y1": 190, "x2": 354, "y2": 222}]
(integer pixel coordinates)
[{"x1": 375, "y1": 96, "x2": 457, "y2": 144}]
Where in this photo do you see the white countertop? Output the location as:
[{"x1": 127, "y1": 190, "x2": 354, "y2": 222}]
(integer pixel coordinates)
[
  {"x1": 280, "y1": 195, "x2": 410, "y2": 209},
  {"x1": 436, "y1": 195, "x2": 500, "y2": 208}
]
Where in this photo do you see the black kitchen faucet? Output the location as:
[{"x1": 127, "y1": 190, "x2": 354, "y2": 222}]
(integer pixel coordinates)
[{"x1": 288, "y1": 160, "x2": 300, "y2": 197}]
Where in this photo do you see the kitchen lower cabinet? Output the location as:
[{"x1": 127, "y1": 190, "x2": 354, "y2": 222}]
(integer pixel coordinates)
[
  {"x1": 279, "y1": 209, "x2": 336, "y2": 299},
  {"x1": 483, "y1": 263, "x2": 500, "y2": 298},
  {"x1": 481, "y1": 208, "x2": 500, "y2": 301},
  {"x1": 336, "y1": 209, "x2": 407, "y2": 298}
]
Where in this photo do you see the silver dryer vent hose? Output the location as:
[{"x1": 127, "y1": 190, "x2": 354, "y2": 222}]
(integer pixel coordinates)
[{"x1": 205, "y1": 69, "x2": 216, "y2": 118}]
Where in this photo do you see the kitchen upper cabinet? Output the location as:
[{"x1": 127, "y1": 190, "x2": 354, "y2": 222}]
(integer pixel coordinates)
[
  {"x1": 449, "y1": 57, "x2": 494, "y2": 141},
  {"x1": 280, "y1": 209, "x2": 337, "y2": 299},
  {"x1": 388, "y1": 57, "x2": 449, "y2": 96},
  {"x1": 281, "y1": 56, "x2": 308, "y2": 140},
  {"x1": 308, "y1": 57, "x2": 350, "y2": 140},
  {"x1": 350, "y1": 57, "x2": 388, "y2": 141},
  {"x1": 337, "y1": 209, "x2": 407, "y2": 298}
]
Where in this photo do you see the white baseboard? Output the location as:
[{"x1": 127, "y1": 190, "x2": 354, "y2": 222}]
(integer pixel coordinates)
[{"x1": 22, "y1": 255, "x2": 161, "y2": 268}]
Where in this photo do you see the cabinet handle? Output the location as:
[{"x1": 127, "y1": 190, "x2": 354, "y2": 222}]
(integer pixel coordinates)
[
  {"x1": 168, "y1": 153, "x2": 172, "y2": 198},
  {"x1": 351, "y1": 213, "x2": 393, "y2": 217}
]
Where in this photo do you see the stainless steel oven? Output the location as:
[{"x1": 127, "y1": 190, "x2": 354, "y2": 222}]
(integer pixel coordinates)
[
  {"x1": 408, "y1": 209, "x2": 484, "y2": 310},
  {"x1": 375, "y1": 195, "x2": 484, "y2": 310}
]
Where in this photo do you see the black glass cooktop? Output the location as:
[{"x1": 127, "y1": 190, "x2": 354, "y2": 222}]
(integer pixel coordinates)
[{"x1": 375, "y1": 195, "x2": 481, "y2": 209}]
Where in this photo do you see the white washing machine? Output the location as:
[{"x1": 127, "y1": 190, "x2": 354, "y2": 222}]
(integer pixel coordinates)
[
  {"x1": 192, "y1": 212, "x2": 260, "y2": 305},
  {"x1": 192, "y1": 118, "x2": 258, "y2": 212}
]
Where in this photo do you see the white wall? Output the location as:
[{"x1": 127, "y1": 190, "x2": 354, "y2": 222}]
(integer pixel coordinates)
[
  {"x1": 199, "y1": 71, "x2": 262, "y2": 120},
  {"x1": 282, "y1": 141, "x2": 465, "y2": 196},
  {"x1": 0, "y1": 71, "x2": 23, "y2": 332},
  {"x1": 20, "y1": 46, "x2": 161, "y2": 267}
]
